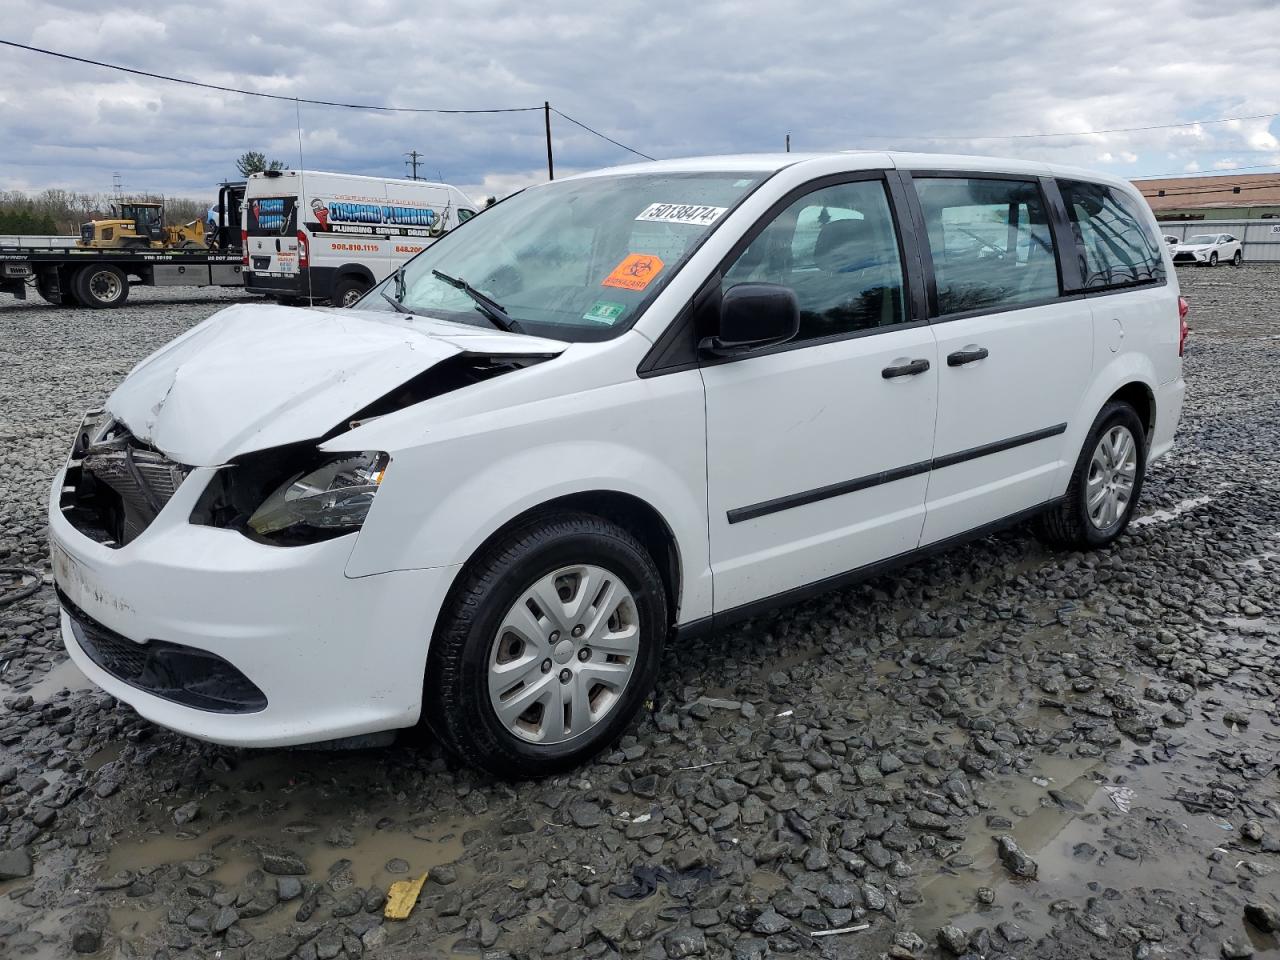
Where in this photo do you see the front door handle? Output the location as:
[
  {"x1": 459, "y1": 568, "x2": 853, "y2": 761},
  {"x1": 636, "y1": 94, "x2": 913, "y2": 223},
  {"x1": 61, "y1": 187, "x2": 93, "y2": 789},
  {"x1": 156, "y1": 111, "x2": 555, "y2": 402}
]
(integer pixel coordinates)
[
  {"x1": 882, "y1": 358, "x2": 931, "y2": 379},
  {"x1": 947, "y1": 346, "x2": 989, "y2": 366}
]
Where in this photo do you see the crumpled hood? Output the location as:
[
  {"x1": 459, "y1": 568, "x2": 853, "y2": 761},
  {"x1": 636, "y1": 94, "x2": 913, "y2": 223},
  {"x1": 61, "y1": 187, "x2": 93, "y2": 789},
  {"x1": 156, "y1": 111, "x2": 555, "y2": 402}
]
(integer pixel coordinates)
[{"x1": 107, "y1": 303, "x2": 566, "y2": 466}]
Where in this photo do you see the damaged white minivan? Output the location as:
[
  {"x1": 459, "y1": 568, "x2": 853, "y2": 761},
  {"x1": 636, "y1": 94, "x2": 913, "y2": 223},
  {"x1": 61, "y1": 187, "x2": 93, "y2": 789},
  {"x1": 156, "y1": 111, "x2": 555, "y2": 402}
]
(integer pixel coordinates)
[{"x1": 50, "y1": 152, "x2": 1186, "y2": 776}]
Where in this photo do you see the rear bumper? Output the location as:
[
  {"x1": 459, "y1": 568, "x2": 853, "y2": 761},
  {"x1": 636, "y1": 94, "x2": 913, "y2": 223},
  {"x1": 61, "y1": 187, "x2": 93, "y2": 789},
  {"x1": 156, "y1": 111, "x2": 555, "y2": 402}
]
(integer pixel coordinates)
[
  {"x1": 1150, "y1": 377, "x2": 1185, "y2": 463},
  {"x1": 244, "y1": 267, "x2": 335, "y2": 300},
  {"x1": 49, "y1": 467, "x2": 460, "y2": 748}
]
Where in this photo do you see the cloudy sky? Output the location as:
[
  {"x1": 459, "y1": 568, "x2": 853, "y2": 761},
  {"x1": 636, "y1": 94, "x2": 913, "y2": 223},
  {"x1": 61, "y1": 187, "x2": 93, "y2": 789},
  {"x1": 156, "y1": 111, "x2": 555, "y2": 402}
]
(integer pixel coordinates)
[{"x1": 2, "y1": 0, "x2": 1279, "y2": 206}]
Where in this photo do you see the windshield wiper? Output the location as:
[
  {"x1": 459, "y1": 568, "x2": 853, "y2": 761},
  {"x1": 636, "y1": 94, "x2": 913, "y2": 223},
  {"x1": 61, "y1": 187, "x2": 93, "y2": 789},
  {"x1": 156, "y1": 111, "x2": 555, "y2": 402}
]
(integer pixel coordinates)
[
  {"x1": 381, "y1": 266, "x2": 412, "y2": 313},
  {"x1": 381, "y1": 289, "x2": 412, "y2": 313},
  {"x1": 431, "y1": 269, "x2": 521, "y2": 333}
]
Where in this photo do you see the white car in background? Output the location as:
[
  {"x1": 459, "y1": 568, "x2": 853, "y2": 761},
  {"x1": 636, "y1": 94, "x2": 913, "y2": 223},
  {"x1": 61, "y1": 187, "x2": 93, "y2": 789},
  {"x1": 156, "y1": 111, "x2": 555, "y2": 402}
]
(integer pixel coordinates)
[{"x1": 1173, "y1": 233, "x2": 1243, "y2": 267}]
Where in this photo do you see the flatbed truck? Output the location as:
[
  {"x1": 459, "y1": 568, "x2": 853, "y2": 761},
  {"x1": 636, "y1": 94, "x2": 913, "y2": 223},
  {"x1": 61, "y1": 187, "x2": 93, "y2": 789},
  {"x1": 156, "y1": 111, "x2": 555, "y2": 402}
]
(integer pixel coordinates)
[{"x1": 0, "y1": 182, "x2": 247, "y2": 309}]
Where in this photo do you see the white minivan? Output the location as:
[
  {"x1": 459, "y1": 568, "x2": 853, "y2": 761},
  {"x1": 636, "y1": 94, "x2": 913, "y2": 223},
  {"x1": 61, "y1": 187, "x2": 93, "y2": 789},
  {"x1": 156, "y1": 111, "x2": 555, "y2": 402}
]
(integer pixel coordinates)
[
  {"x1": 50, "y1": 152, "x2": 1186, "y2": 776},
  {"x1": 242, "y1": 169, "x2": 478, "y2": 307}
]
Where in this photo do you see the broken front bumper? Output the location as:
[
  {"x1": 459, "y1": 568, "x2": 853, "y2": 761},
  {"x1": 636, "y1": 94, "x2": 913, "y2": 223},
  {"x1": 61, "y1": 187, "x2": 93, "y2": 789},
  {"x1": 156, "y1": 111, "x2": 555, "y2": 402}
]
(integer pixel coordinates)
[{"x1": 48, "y1": 466, "x2": 460, "y2": 748}]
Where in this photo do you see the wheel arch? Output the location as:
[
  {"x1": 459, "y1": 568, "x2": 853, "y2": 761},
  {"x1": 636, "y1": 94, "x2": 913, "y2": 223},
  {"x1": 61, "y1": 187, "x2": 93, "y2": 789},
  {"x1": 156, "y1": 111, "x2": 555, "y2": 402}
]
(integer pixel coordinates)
[
  {"x1": 333, "y1": 263, "x2": 376, "y2": 287},
  {"x1": 1107, "y1": 380, "x2": 1156, "y2": 442},
  {"x1": 440, "y1": 489, "x2": 683, "y2": 627}
]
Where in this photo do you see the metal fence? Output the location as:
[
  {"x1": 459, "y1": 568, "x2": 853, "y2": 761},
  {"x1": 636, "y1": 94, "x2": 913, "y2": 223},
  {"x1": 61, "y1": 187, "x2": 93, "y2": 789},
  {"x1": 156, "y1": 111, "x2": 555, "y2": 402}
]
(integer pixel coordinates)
[
  {"x1": 0, "y1": 235, "x2": 78, "y2": 248},
  {"x1": 1157, "y1": 219, "x2": 1280, "y2": 263}
]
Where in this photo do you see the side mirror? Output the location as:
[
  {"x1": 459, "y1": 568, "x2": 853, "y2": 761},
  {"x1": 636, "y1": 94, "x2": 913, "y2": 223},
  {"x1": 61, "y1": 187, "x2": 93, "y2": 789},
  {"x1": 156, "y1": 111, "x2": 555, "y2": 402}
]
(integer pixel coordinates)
[{"x1": 698, "y1": 282, "x2": 799, "y2": 358}]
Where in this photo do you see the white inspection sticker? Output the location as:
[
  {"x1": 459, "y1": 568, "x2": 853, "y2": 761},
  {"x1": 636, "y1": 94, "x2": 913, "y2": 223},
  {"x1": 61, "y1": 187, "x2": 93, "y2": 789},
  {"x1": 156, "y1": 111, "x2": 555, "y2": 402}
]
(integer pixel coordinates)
[{"x1": 635, "y1": 203, "x2": 727, "y2": 226}]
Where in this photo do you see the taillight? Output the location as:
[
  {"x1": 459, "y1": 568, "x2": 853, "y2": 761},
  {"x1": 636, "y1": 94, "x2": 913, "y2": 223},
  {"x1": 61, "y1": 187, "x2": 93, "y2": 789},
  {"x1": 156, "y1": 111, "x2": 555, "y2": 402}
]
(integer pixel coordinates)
[
  {"x1": 1178, "y1": 295, "x2": 1189, "y2": 357},
  {"x1": 240, "y1": 229, "x2": 248, "y2": 267},
  {"x1": 297, "y1": 230, "x2": 308, "y2": 269}
]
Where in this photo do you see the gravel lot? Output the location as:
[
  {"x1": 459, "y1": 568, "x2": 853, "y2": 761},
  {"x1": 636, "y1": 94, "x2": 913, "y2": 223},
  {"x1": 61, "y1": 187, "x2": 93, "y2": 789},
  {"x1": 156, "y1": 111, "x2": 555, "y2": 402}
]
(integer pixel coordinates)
[{"x1": 0, "y1": 270, "x2": 1278, "y2": 960}]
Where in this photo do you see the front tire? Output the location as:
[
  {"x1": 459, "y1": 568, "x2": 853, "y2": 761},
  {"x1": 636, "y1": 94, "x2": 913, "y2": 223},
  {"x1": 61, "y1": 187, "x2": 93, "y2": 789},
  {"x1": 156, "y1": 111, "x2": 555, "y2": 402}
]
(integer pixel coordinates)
[
  {"x1": 424, "y1": 513, "x2": 667, "y2": 778},
  {"x1": 1035, "y1": 402, "x2": 1147, "y2": 550},
  {"x1": 74, "y1": 264, "x2": 129, "y2": 308},
  {"x1": 1209, "y1": 252, "x2": 1219, "y2": 266}
]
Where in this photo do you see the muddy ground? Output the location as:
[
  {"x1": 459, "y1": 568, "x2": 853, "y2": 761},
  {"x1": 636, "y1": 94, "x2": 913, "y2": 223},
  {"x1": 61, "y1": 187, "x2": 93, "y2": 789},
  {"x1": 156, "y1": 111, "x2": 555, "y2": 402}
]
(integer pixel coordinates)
[{"x1": 0, "y1": 268, "x2": 1277, "y2": 960}]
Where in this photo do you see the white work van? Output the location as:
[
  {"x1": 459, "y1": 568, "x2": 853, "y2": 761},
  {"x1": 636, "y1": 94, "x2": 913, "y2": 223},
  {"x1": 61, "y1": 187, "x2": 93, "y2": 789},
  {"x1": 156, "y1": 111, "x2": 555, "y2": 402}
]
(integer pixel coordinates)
[{"x1": 241, "y1": 170, "x2": 477, "y2": 307}]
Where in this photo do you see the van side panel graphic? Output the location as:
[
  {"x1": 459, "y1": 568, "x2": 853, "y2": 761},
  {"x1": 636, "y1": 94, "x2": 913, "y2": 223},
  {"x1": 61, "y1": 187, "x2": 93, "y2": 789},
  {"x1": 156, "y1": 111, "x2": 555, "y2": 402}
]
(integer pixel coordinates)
[{"x1": 305, "y1": 196, "x2": 449, "y2": 238}]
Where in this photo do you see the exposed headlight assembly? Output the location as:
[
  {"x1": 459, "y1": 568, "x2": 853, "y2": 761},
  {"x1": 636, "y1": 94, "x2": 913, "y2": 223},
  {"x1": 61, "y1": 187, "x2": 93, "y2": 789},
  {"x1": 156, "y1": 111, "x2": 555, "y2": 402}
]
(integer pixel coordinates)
[
  {"x1": 248, "y1": 451, "x2": 389, "y2": 538},
  {"x1": 191, "y1": 447, "x2": 389, "y2": 546}
]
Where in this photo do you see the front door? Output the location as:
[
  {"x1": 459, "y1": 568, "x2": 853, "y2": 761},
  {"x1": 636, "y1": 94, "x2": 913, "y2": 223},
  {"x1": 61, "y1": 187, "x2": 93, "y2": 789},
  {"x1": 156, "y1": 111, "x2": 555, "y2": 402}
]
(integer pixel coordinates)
[
  {"x1": 702, "y1": 175, "x2": 939, "y2": 613},
  {"x1": 906, "y1": 174, "x2": 1093, "y2": 545}
]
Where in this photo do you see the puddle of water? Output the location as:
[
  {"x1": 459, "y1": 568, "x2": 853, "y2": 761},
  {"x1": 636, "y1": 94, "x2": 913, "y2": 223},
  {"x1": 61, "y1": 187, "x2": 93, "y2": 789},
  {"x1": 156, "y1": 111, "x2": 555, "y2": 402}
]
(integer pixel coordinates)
[
  {"x1": 907, "y1": 653, "x2": 1280, "y2": 944},
  {"x1": 1131, "y1": 494, "x2": 1214, "y2": 527},
  {"x1": 23, "y1": 657, "x2": 91, "y2": 703}
]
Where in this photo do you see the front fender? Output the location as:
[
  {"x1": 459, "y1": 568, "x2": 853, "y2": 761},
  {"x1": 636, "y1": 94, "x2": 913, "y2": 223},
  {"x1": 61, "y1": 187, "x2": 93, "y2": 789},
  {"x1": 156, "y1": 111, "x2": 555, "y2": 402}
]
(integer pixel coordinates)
[{"x1": 340, "y1": 369, "x2": 712, "y2": 623}]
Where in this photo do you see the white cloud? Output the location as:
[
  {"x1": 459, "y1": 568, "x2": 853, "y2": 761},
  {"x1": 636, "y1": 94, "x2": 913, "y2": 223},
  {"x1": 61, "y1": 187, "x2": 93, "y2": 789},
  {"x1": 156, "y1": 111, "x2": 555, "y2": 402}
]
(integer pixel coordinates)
[{"x1": 1, "y1": 0, "x2": 1278, "y2": 202}]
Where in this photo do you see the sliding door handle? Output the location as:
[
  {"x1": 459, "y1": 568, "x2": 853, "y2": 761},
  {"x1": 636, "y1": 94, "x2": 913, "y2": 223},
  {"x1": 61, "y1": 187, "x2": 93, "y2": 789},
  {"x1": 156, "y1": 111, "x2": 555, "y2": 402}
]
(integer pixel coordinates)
[
  {"x1": 947, "y1": 346, "x2": 989, "y2": 366},
  {"x1": 882, "y1": 358, "x2": 931, "y2": 379}
]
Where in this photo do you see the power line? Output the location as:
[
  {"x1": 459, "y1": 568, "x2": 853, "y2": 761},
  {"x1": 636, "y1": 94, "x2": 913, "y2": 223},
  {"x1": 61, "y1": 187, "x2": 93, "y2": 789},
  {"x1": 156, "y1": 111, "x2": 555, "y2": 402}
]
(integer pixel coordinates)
[
  {"x1": 0, "y1": 39, "x2": 541, "y2": 113},
  {"x1": 551, "y1": 108, "x2": 656, "y2": 161},
  {"x1": 1134, "y1": 161, "x2": 1280, "y2": 180},
  {"x1": 854, "y1": 110, "x2": 1280, "y2": 142},
  {"x1": 0, "y1": 38, "x2": 660, "y2": 163}
]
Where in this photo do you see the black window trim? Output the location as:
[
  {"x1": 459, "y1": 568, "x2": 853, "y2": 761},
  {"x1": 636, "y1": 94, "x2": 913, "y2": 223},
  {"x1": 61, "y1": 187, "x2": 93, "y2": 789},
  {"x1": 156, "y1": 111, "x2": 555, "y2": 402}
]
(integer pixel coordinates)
[
  {"x1": 1054, "y1": 176, "x2": 1169, "y2": 297},
  {"x1": 898, "y1": 169, "x2": 1073, "y2": 324},
  {"x1": 638, "y1": 167, "x2": 928, "y2": 377}
]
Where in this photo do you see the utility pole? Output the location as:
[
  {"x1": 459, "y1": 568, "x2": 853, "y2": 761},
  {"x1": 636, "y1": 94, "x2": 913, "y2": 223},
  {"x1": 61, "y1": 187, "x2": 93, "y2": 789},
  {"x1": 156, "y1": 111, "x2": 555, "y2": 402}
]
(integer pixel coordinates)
[
  {"x1": 544, "y1": 101, "x2": 554, "y2": 181},
  {"x1": 404, "y1": 150, "x2": 423, "y2": 181},
  {"x1": 112, "y1": 172, "x2": 123, "y2": 200},
  {"x1": 785, "y1": 133, "x2": 790, "y2": 153}
]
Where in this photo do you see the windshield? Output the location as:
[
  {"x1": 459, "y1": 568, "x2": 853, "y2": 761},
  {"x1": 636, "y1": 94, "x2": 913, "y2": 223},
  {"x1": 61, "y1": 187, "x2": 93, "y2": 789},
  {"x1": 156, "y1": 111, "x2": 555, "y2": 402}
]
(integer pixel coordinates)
[
  {"x1": 362, "y1": 171, "x2": 767, "y2": 341},
  {"x1": 1186, "y1": 235, "x2": 1217, "y2": 244}
]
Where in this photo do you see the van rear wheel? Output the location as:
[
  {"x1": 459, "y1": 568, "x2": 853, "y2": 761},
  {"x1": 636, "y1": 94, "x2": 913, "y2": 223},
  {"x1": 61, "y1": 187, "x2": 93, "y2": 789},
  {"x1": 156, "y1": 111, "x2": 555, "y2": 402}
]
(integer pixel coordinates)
[
  {"x1": 332, "y1": 277, "x2": 369, "y2": 308},
  {"x1": 423, "y1": 513, "x2": 667, "y2": 778},
  {"x1": 1035, "y1": 401, "x2": 1147, "y2": 550}
]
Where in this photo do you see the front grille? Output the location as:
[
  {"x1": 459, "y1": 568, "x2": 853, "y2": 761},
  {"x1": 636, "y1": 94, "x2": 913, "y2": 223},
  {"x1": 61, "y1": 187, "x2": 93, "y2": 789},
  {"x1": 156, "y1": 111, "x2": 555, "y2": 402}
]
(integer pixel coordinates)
[
  {"x1": 59, "y1": 589, "x2": 268, "y2": 714},
  {"x1": 1173, "y1": 252, "x2": 1196, "y2": 263},
  {"x1": 60, "y1": 415, "x2": 190, "y2": 548},
  {"x1": 70, "y1": 602, "x2": 149, "y2": 682}
]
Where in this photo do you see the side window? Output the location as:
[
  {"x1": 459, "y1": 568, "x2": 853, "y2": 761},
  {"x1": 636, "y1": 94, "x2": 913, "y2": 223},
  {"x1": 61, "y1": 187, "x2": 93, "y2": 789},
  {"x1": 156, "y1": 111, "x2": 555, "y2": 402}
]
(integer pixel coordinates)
[
  {"x1": 722, "y1": 179, "x2": 907, "y2": 341},
  {"x1": 913, "y1": 177, "x2": 1059, "y2": 314},
  {"x1": 1057, "y1": 179, "x2": 1166, "y2": 289}
]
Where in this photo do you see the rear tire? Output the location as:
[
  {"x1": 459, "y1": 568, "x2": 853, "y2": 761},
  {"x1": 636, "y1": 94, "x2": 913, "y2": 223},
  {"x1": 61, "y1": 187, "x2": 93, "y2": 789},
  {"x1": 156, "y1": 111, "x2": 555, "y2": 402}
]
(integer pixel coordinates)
[
  {"x1": 36, "y1": 271, "x2": 76, "y2": 306},
  {"x1": 332, "y1": 276, "x2": 370, "y2": 308},
  {"x1": 1035, "y1": 401, "x2": 1147, "y2": 550},
  {"x1": 74, "y1": 265, "x2": 129, "y2": 309},
  {"x1": 424, "y1": 512, "x2": 667, "y2": 779},
  {"x1": 1232, "y1": 250, "x2": 1243, "y2": 267}
]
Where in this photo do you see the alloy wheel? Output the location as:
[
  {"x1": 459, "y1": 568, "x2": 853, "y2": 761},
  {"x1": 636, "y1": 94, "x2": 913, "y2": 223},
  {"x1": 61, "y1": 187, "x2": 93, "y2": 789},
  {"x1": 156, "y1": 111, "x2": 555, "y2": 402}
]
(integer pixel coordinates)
[
  {"x1": 487, "y1": 564, "x2": 639, "y2": 744},
  {"x1": 1086, "y1": 425, "x2": 1137, "y2": 530}
]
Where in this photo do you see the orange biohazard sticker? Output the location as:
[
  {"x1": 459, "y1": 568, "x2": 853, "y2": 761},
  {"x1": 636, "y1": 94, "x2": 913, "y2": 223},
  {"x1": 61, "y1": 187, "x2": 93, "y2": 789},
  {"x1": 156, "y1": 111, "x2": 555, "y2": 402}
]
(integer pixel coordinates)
[{"x1": 602, "y1": 253, "x2": 664, "y2": 291}]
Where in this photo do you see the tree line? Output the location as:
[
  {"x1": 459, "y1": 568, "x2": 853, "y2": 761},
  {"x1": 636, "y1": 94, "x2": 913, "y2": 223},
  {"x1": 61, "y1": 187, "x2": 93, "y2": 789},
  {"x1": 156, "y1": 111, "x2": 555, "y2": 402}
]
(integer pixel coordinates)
[{"x1": 0, "y1": 189, "x2": 208, "y2": 236}]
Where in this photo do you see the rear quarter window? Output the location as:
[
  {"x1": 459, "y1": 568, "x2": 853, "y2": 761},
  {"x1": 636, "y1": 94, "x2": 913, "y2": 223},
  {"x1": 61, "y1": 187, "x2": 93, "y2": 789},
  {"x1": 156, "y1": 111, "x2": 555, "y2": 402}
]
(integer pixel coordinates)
[{"x1": 1057, "y1": 180, "x2": 1165, "y2": 290}]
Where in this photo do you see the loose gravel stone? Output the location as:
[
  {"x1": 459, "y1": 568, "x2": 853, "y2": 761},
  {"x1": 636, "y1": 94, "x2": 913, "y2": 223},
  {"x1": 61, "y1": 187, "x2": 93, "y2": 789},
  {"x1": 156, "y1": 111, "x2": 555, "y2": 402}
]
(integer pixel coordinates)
[{"x1": 0, "y1": 271, "x2": 1278, "y2": 960}]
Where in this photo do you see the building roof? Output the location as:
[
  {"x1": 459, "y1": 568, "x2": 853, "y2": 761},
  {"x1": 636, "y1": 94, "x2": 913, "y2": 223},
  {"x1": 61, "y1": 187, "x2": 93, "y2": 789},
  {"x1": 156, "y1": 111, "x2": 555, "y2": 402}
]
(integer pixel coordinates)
[{"x1": 1134, "y1": 172, "x2": 1280, "y2": 211}]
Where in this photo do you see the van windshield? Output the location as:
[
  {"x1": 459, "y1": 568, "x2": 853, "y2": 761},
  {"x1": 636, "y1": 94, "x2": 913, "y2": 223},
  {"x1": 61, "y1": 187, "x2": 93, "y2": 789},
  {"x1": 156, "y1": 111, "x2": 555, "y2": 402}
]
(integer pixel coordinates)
[{"x1": 363, "y1": 172, "x2": 766, "y2": 341}]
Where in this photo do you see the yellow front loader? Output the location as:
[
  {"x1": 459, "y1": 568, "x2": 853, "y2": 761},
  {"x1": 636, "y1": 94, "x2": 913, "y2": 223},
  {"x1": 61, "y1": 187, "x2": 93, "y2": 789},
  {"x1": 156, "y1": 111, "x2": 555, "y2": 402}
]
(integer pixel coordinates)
[{"x1": 77, "y1": 201, "x2": 207, "y2": 250}]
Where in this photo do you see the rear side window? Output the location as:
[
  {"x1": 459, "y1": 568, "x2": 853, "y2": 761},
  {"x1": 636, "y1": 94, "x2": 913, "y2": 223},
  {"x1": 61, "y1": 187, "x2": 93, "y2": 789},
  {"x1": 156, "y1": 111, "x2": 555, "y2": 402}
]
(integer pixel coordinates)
[
  {"x1": 1057, "y1": 180, "x2": 1165, "y2": 289},
  {"x1": 247, "y1": 197, "x2": 297, "y2": 237},
  {"x1": 913, "y1": 177, "x2": 1059, "y2": 315}
]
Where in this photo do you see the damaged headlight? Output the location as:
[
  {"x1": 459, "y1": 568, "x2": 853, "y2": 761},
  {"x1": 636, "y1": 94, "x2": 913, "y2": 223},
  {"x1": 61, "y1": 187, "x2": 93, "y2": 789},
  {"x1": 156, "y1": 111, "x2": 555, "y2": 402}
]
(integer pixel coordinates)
[{"x1": 246, "y1": 451, "x2": 389, "y2": 538}]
